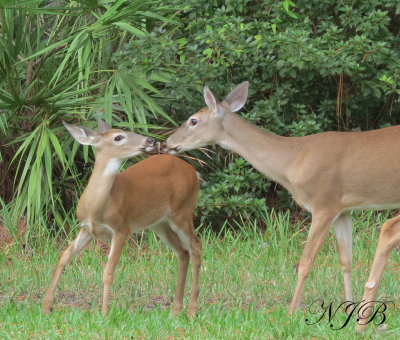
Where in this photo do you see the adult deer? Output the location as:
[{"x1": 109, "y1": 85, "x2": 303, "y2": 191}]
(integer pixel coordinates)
[
  {"x1": 42, "y1": 121, "x2": 201, "y2": 317},
  {"x1": 162, "y1": 81, "x2": 400, "y2": 331}
]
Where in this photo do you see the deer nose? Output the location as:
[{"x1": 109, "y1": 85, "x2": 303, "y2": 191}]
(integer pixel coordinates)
[{"x1": 146, "y1": 137, "x2": 156, "y2": 146}]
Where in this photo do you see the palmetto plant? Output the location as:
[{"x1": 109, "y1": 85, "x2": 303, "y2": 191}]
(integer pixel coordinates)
[{"x1": 0, "y1": 0, "x2": 176, "y2": 242}]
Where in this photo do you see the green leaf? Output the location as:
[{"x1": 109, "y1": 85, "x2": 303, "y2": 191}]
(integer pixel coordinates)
[
  {"x1": 48, "y1": 129, "x2": 66, "y2": 168},
  {"x1": 0, "y1": 0, "x2": 13, "y2": 8},
  {"x1": 19, "y1": 35, "x2": 73, "y2": 62},
  {"x1": 112, "y1": 22, "x2": 148, "y2": 37},
  {"x1": 203, "y1": 48, "x2": 213, "y2": 58}
]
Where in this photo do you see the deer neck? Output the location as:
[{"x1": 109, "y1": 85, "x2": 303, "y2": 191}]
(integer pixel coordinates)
[
  {"x1": 77, "y1": 154, "x2": 122, "y2": 222},
  {"x1": 218, "y1": 112, "x2": 298, "y2": 189}
]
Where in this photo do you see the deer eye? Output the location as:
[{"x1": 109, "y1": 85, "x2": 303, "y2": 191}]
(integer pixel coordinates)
[
  {"x1": 114, "y1": 135, "x2": 124, "y2": 142},
  {"x1": 189, "y1": 118, "x2": 198, "y2": 126}
]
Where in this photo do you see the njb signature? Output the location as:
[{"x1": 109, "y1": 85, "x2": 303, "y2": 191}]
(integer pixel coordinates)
[{"x1": 305, "y1": 299, "x2": 392, "y2": 330}]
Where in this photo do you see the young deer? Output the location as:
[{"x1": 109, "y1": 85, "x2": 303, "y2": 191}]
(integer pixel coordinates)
[
  {"x1": 162, "y1": 81, "x2": 400, "y2": 331},
  {"x1": 42, "y1": 121, "x2": 201, "y2": 317}
]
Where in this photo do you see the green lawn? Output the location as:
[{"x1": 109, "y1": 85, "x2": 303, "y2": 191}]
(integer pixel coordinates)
[{"x1": 0, "y1": 211, "x2": 399, "y2": 339}]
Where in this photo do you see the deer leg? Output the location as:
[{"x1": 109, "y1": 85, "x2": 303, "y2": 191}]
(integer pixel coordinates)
[
  {"x1": 356, "y1": 214, "x2": 400, "y2": 333},
  {"x1": 187, "y1": 230, "x2": 201, "y2": 318},
  {"x1": 42, "y1": 228, "x2": 93, "y2": 314},
  {"x1": 168, "y1": 215, "x2": 201, "y2": 318},
  {"x1": 289, "y1": 210, "x2": 339, "y2": 314},
  {"x1": 102, "y1": 232, "x2": 127, "y2": 316},
  {"x1": 168, "y1": 215, "x2": 202, "y2": 317},
  {"x1": 155, "y1": 222, "x2": 190, "y2": 316},
  {"x1": 333, "y1": 212, "x2": 353, "y2": 303}
]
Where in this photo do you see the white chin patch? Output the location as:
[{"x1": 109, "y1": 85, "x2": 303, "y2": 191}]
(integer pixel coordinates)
[{"x1": 144, "y1": 146, "x2": 154, "y2": 152}]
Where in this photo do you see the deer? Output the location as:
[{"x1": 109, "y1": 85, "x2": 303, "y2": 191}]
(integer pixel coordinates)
[
  {"x1": 161, "y1": 81, "x2": 400, "y2": 332},
  {"x1": 42, "y1": 120, "x2": 202, "y2": 318}
]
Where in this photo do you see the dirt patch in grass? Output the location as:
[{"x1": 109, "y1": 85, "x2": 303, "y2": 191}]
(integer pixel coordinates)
[
  {"x1": 0, "y1": 223, "x2": 12, "y2": 248},
  {"x1": 0, "y1": 217, "x2": 27, "y2": 251}
]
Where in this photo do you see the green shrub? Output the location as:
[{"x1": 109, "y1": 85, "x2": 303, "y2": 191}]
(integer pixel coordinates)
[{"x1": 197, "y1": 157, "x2": 270, "y2": 226}]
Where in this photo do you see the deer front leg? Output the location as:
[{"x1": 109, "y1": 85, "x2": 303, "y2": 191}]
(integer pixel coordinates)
[
  {"x1": 356, "y1": 215, "x2": 400, "y2": 333},
  {"x1": 102, "y1": 232, "x2": 127, "y2": 316},
  {"x1": 289, "y1": 210, "x2": 339, "y2": 314},
  {"x1": 42, "y1": 229, "x2": 93, "y2": 314}
]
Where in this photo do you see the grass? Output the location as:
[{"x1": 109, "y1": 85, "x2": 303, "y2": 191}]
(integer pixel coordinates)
[{"x1": 0, "y1": 211, "x2": 399, "y2": 339}]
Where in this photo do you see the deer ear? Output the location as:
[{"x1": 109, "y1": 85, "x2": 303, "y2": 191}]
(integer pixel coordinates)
[
  {"x1": 98, "y1": 120, "x2": 111, "y2": 134},
  {"x1": 63, "y1": 121, "x2": 98, "y2": 146},
  {"x1": 223, "y1": 81, "x2": 249, "y2": 112},
  {"x1": 203, "y1": 86, "x2": 222, "y2": 117}
]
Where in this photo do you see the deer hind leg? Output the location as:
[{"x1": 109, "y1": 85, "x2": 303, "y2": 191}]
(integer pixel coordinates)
[
  {"x1": 42, "y1": 228, "x2": 93, "y2": 314},
  {"x1": 289, "y1": 209, "x2": 340, "y2": 314},
  {"x1": 102, "y1": 232, "x2": 127, "y2": 316},
  {"x1": 333, "y1": 212, "x2": 353, "y2": 303},
  {"x1": 356, "y1": 214, "x2": 400, "y2": 333},
  {"x1": 187, "y1": 229, "x2": 201, "y2": 318},
  {"x1": 154, "y1": 221, "x2": 190, "y2": 316},
  {"x1": 168, "y1": 216, "x2": 201, "y2": 318}
]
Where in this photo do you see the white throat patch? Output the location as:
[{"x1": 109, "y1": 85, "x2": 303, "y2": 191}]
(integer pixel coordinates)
[{"x1": 103, "y1": 158, "x2": 121, "y2": 176}]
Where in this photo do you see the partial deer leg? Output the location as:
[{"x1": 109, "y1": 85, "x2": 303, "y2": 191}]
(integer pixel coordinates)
[
  {"x1": 102, "y1": 232, "x2": 127, "y2": 316},
  {"x1": 289, "y1": 210, "x2": 340, "y2": 314},
  {"x1": 154, "y1": 222, "x2": 190, "y2": 316},
  {"x1": 168, "y1": 215, "x2": 201, "y2": 318},
  {"x1": 333, "y1": 212, "x2": 353, "y2": 303},
  {"x1": 42, "y1": 228, "x2": 93, "y2": 314},
  {"x1": 187, "y1": 229, "x2": 201, "y2": 318},
  {"x1": 356, "y1": 214, "x2": 400, "y2": 333}
]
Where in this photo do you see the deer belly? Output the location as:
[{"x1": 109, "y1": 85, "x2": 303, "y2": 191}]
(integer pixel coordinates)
[{"x1": 341, "y1": 195, "x2": 400, "y2": 211}]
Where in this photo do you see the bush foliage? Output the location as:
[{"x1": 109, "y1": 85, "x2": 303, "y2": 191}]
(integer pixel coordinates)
[
  {"x1": 1, "y1": 0, "x2": 399, "y2": 237},
  {"x1": 136, "y1": 0, "x2": 400, "y2": 225}
]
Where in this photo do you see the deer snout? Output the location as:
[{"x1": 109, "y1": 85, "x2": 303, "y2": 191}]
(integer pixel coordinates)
[
  {"x1": 161, "y1": 140, "x2": 171, "y2": 153},
  {"x1": 161, "y1": 139, "x2": 180, "y2": 154},
  {"x1": 146, "y1": 137, "x2": 156, "y2": 146},
  {"x1": 141, "y1": 137, "x2": 156, "y2": 153}
]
